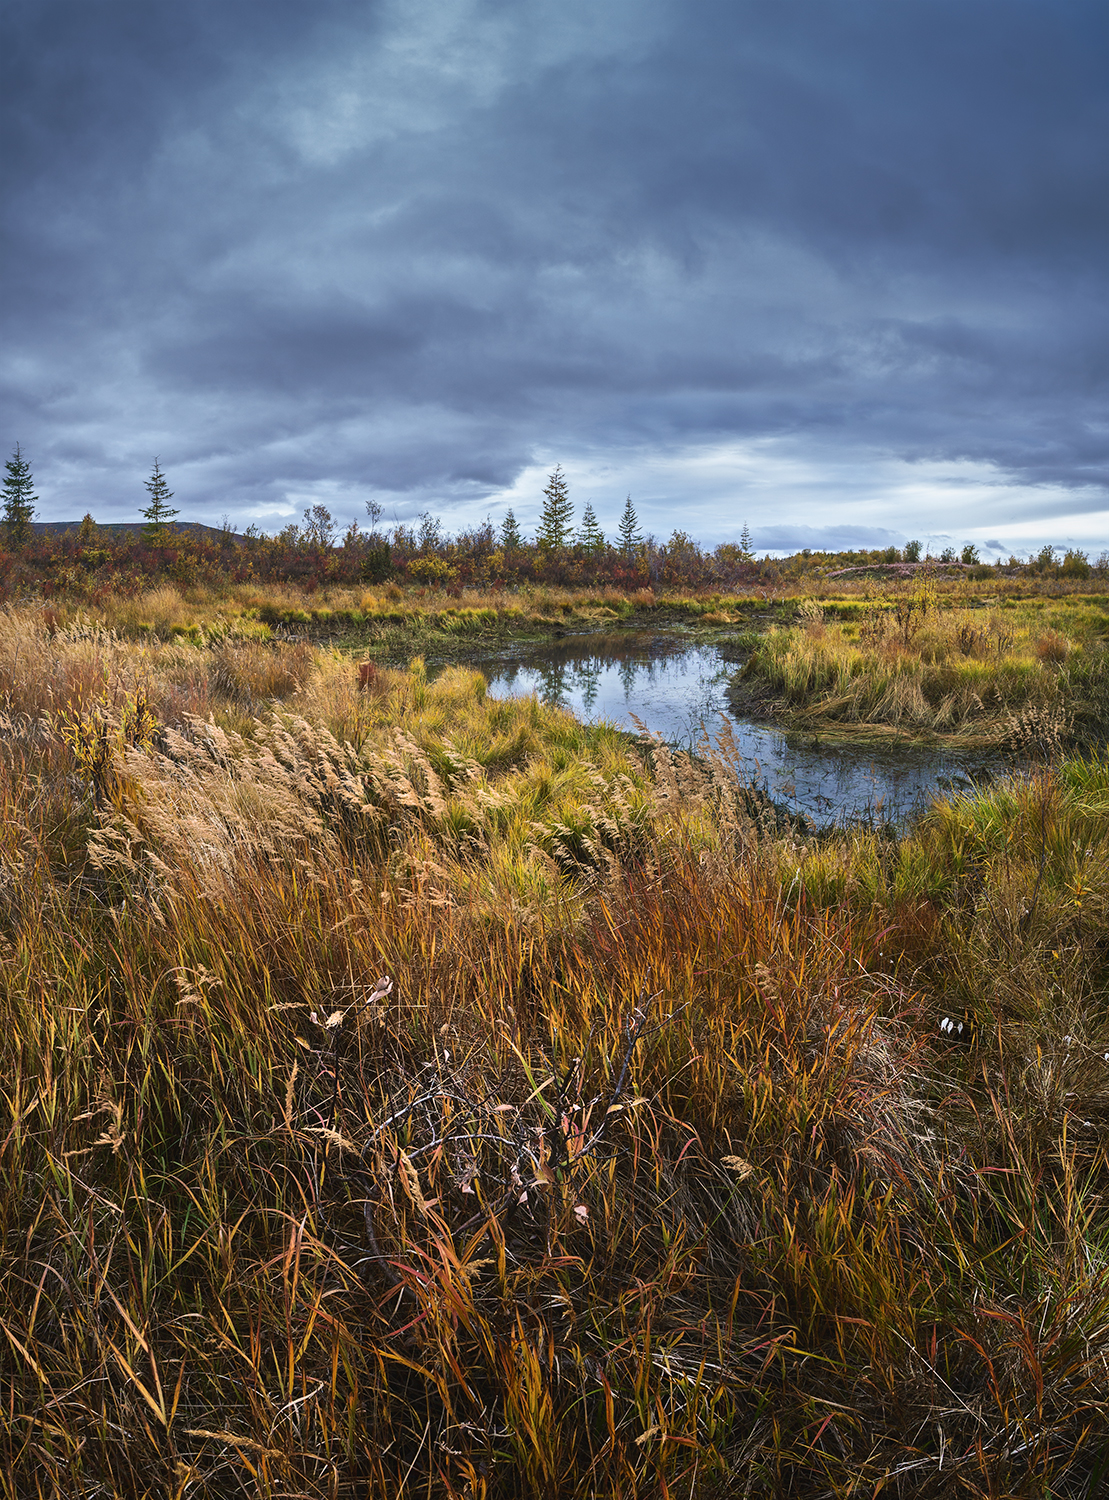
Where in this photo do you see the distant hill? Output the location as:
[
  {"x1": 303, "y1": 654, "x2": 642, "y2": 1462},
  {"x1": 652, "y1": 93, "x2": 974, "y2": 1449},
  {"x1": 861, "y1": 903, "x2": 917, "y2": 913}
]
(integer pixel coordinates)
[{"x1": 31, "y1": 520, "x2": 242, "y2": 543}]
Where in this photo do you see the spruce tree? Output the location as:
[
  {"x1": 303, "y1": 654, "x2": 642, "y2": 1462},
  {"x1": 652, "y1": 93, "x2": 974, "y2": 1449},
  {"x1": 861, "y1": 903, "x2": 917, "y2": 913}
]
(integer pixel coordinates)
[
  {"x1": 616, "y1": 494, "x2": 642, "y2": 558},
  {"x1": 141, "y1": 459, "x2": 179, "y2": 544},
  {"x1": 500, "y1": 508, "x2": 523, "y2": 549},
  {"x1": 576, "y1": 501, "x2": 605, "y2": 555},
  {"x1": 537, "y1": 466, "x2": 573, "y2": 551},
  {"x1": 2, "y1": 444, "x2": 37, "y2": 548}
]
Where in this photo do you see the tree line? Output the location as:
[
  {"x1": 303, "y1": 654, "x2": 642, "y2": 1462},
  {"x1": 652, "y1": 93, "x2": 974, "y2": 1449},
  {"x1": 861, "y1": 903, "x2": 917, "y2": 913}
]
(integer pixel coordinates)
[
  {"x1": 2, "y1": 447, "x2": 1101, "y2": 595},
  {"x1": 1, "y1": 452, "x2": 770, "y2": 594}
]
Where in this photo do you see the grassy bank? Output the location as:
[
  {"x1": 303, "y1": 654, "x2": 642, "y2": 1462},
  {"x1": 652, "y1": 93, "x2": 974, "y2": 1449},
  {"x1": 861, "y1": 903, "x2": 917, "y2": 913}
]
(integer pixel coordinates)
[
  {"x1": 27, "y1": 579, "x2": 775, "y2": 659},
  {"x1": 26, "y1": 567, "x2": 1109, "y2": 651},
  {"x1": 5, "y1": 601, "x2": 1109, "y2": 1496},
  {"x1": 740, "y1": 585, "x2": 1109, "y2": 750}
]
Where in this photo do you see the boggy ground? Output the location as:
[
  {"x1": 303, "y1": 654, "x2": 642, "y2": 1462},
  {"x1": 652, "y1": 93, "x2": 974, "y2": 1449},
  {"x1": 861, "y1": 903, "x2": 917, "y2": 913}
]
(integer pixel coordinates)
[
  {"x1": 42, "y1": 578, "x2": 776, "y2": 659},
  {"x1": 35, "y1": 569, "x2": 1109, "y2": 748},
  {"x1": 5, "y1": 601, "x2": 1109, "y2": 1497}
]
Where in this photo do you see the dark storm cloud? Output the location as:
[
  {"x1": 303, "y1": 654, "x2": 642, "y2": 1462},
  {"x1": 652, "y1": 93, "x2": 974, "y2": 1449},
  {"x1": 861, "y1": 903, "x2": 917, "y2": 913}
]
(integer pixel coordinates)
[{"x1": 2, "y1": 0, "x2": 1106, "y2": 541}]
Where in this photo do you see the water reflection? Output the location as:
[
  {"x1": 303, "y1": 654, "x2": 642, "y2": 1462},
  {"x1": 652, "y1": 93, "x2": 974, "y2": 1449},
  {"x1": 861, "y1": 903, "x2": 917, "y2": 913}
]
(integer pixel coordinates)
[
  {"x1": 483, "y1": 635, "x2": 731, "y2": 741},
  {"x1": 445, "y1": 633, "x2": 994, "y2": 829}
]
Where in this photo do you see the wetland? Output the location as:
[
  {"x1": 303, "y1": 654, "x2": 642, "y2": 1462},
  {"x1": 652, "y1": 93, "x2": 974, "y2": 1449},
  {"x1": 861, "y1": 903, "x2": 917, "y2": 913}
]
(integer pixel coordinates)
[
  {"x1": 441, "y1": 630, "x2": 999, "y2": 826},
  {"x1": 6, "y1": 579, "x2": 1109, "y2": 1497}
]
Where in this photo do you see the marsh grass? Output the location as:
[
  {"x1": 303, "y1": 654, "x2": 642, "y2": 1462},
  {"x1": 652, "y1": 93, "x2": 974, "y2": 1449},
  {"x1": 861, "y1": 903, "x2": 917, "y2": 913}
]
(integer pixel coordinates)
[
  {"x1": 54, "y1": 581, "x2": 660, "y2": 648},
  {"x1": 4, "y1": 602, "x2": 1109, "y2": 1496},
  {"x1": 746, "y1": 589, "x2": 1109, "y2": 747}
]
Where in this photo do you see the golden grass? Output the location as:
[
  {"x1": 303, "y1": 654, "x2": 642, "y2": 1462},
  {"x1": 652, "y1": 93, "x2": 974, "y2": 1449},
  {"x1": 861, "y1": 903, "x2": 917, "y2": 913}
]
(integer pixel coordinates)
[
  {"x1": 745, "y1": 590, "x2": 1103, "y2": 746},
  {"x1": 48, "y1": 580, "x2": 648, "y2": 644},
  {"x1": 5, "y1": 600, "x2": 1109, "y2": 1495}
]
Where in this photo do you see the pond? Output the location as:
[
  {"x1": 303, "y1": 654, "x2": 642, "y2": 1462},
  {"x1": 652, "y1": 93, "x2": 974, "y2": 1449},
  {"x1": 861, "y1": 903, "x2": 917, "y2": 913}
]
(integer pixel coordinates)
[{"x1": 440, "y1": 632, "x2": 996, "y2": 829}]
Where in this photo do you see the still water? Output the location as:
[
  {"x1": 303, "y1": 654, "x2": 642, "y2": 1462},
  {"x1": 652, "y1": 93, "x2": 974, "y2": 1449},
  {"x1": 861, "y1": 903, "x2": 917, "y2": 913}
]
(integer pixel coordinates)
[{"x1": 445, "y1": 632, "x2": 993, "y2": 828}]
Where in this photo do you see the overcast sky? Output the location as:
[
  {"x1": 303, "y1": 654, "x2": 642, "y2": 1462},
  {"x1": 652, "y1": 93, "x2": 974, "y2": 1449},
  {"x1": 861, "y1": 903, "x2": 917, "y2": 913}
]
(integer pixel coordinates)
[{"x1": 3, "y1": 0, "x2": 1106, "y2": 555}]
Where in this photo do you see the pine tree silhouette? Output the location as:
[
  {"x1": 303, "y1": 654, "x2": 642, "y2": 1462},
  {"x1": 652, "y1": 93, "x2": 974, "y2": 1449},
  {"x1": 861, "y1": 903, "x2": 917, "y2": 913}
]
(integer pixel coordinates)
[
  {"x1": 537, "y1": 466, "x2": 573, "y2": 550},
  {"x1": 617, "y1": 495, "x2": 642, "y2": 558},
  {"x1": 2, "y1": 445, "x2": 37, "y2": 548},
  {"x1": 141, "y1": 459, "x2": 179, "y2": 544}
]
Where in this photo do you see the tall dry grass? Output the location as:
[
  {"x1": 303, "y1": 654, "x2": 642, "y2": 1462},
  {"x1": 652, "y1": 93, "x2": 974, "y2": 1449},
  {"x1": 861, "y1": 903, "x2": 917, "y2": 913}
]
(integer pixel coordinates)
[{"x1": 4, "y1": 601, "x2": 1109, "y2": 1496}]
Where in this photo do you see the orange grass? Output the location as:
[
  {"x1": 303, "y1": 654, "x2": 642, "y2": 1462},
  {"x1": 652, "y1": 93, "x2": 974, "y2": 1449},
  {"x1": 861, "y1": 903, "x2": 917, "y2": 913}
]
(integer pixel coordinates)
[{"x1": 3, "y1": 602, "x2": 1109, "y2": 1497}]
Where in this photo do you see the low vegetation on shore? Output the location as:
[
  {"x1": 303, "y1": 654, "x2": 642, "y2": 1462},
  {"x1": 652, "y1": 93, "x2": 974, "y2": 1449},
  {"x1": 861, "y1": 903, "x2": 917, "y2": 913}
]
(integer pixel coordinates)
[
  {"x1": 2, "y1": 455, "x2": 1105, "y2": 608},
  {"x1": 740, "y1": 581, "x2": 1109, "y2": 752},
  {"x1": 4, "y1": 599, "x2": 1109, "y2": 1496}
]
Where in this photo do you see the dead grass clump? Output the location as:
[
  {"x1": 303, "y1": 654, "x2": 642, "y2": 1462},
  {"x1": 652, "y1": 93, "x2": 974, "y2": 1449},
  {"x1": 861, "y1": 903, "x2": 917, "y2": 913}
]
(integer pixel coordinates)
[
  {"x1": 1036, "y1": 627, "x2": 1071, "y2": 664},
  {"x1": 1000, "y1": 697, "x2": 1072, "y2": 760},
  {"x1": 99, "y1": 581, "x2": 191, "y2": 635},
  {"x1": 0, "y1": 608, "x2": 117, "y2": 718},
  {"x1": 209, "y1": 638, "x2": 315, "y2": 706}
]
